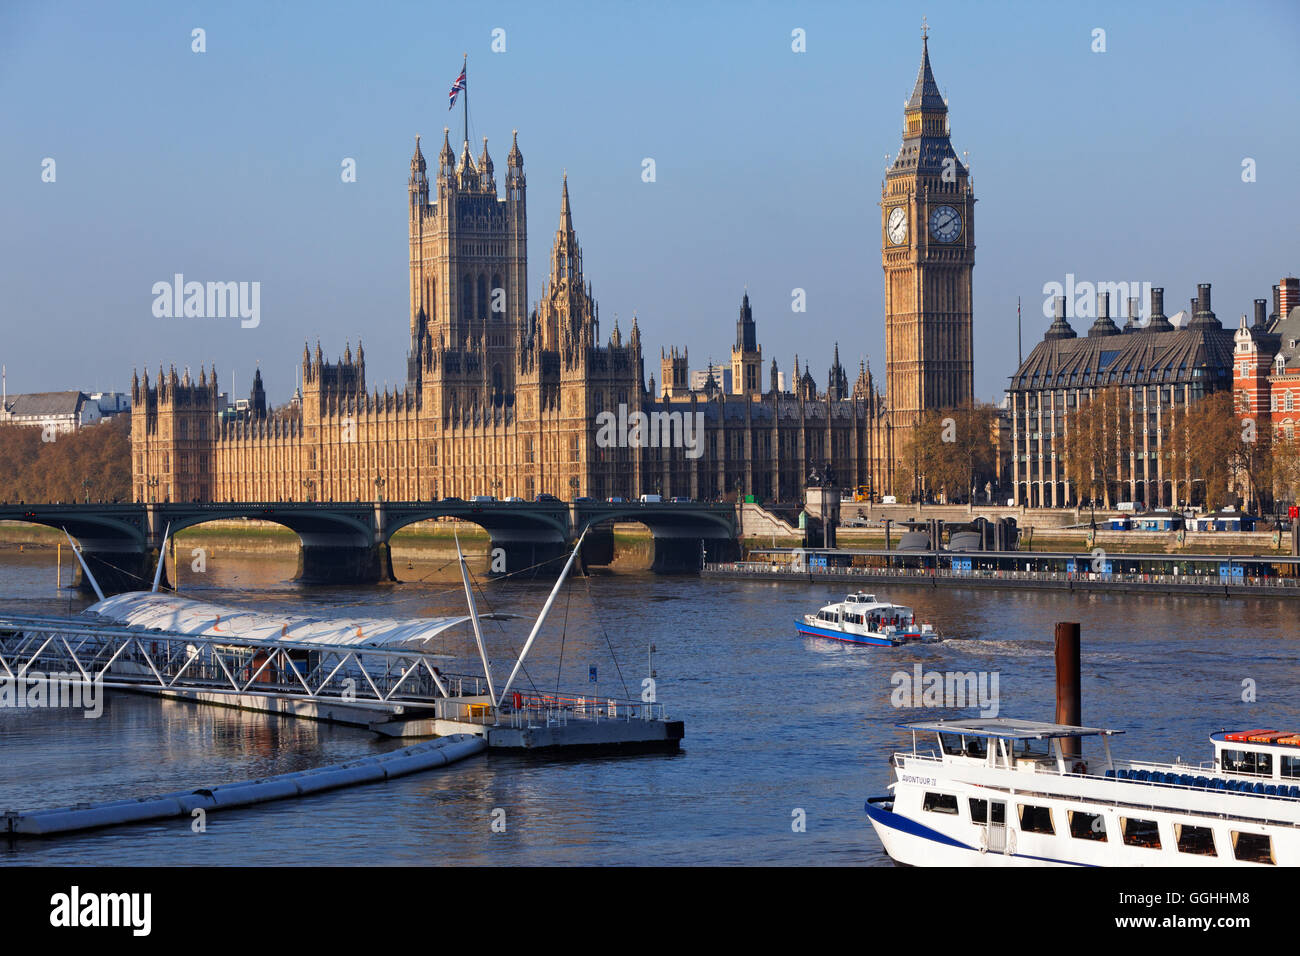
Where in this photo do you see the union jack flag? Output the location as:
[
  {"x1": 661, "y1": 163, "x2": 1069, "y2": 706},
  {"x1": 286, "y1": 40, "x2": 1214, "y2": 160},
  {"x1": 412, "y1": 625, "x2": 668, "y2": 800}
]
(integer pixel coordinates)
[{"x1": 448, "y1": 65, "x2": 466, "y2": 110}]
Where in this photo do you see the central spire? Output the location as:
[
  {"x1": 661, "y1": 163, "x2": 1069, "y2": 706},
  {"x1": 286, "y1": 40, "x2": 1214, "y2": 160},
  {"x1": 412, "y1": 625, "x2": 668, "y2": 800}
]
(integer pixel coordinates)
[{"x1": 906, "y1": 32, "x2": 946, "y2": 113}]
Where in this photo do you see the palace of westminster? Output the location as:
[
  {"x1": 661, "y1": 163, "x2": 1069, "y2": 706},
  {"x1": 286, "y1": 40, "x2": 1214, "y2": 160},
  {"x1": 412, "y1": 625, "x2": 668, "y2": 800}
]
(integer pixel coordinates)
[{"x1": 130, "y1": 36, "x2": 977, "y2": 505}]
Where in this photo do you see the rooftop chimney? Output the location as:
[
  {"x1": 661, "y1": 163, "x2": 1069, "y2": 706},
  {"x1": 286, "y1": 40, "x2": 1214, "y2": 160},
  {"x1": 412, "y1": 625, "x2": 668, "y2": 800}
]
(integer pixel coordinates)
[
  {"x1": 1087, "y1": 291, "x2": 1120, "y2": 336},
  {"x1": 1147, "y1": 287, "x2": 1174, "y2": 331},
  {"x1": 1124, "y1": 295, "x2": 1141, "y2": 332},
  {"x1": 1045, "y1": 295, "x2": 1077, "y2": 340},
  {"x1": 1253, "y1": 298, "x2": 1268, "y2": 330},
  {"x1": 1189, "y1": 282, "x2": 1222, "y2": 330},
  {"x1": 1282, "y1": 277, "x2": 1300, "y2": 322}
]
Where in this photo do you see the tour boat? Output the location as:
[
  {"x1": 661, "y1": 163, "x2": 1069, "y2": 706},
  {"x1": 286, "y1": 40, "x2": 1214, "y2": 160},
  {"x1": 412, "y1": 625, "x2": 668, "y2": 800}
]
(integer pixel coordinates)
[
  {"x1": 864, "y1": 717, "x2": 1300, "y2": 866},
  {"x1": 796, "y1": 592, "x2": 938, "y2": 647}
]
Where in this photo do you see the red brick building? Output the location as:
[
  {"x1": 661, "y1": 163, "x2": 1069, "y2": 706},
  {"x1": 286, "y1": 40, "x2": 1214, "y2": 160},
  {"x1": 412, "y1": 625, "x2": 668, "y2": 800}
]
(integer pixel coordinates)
[{"x1": 1233, "y1": 277, "x2": 1300, "y2": 442}]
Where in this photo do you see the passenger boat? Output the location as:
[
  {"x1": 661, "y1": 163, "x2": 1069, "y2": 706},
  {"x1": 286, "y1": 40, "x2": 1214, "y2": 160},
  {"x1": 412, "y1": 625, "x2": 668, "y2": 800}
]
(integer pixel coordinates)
[
  {"x1": 796, "y1": 592, "x2": 937, "y2": 646},
  {"x1": 864, "y1": 717, "x2": 1300, "y2": 866}
]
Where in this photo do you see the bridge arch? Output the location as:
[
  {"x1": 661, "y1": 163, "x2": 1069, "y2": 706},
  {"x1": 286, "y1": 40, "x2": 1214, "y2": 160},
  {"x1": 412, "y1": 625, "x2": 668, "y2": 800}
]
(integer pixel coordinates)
[
  {"x1": 382, "y1": 503, "x2": 571, "y2": 579},
  {"x1": 572, "y1": 504, "x2": 739, "y2": 572},
  {"x1": 0, "y1": 505, "x2": 151, "y2": 596}
]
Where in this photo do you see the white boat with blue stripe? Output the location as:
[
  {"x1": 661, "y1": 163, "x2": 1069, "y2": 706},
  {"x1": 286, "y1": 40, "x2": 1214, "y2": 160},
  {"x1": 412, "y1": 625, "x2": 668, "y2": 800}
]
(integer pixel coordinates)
[
  {"x1": 796, "y1": 592, "x2": 938, "y2": 647},
  {"x1": 865, "y1": 718, "x2": 1300, "y2": 866}
]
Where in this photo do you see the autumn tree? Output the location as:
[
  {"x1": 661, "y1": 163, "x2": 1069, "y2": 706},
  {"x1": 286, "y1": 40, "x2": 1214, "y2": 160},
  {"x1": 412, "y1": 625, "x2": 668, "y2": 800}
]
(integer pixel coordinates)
[
  {"x1": 1064, "y1": 387, "x2": 1132, "y2": 508},
  {"x1": 0, "y1": 415, "x2": 132, "y2": 504},
  {"x1": 895, "y1": 403, "x2": 997, "y2": 503}
]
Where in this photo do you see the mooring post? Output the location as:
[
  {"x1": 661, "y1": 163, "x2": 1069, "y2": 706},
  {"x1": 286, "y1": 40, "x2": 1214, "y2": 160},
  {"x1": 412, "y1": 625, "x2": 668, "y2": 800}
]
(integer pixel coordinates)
[{"x1": 1055, "y1": 621, "x2": 1082, "y2": 759}]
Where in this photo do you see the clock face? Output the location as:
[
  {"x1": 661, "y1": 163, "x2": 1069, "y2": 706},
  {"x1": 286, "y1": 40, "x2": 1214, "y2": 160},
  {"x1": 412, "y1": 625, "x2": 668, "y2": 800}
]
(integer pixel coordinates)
[
  {"x1": 928, "y1": 205, "x2": 962, "y2": 243},
  {"x1": 886, "y1": 207, "x2": 908, "y2": 245}
]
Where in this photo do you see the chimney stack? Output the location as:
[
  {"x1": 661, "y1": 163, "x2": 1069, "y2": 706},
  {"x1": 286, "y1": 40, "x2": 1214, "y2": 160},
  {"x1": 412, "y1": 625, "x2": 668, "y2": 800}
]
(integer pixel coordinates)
[
  {"x1": 1254, "y1": 298, "x2": 1268, "y2": 330},
  {"x1": 1281, "y1": 277, "x2": 1300, "y2": 322}
]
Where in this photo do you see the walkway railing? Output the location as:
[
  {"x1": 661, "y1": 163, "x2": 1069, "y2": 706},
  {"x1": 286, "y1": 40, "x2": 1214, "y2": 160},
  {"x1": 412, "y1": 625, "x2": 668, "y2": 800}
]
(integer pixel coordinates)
[
  {"x1": 706, "y1": 561, "x2": 1300, "y2": 590},
  {"x1": 0, "y1": 615, "x2": 665, "y2": 726}
]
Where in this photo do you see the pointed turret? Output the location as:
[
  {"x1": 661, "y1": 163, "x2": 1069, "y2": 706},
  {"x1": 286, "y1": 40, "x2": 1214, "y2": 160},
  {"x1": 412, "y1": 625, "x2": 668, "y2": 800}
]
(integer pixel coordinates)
[
  {"x1": 437, "y1": 127, "x2": 455, "y2": 184},
  {"x1": 906, "y1": 32, "x2": 946, "y2": 112},
  {"x1": 506, "y1": 129, "x2": 525, "y2": 199},
  {"x1": 736, "y1": 290, "x2": 756, "y2": 351},
  {"x1": 456, "y1": 138, "x2": 477, "y2": 189},
  {"x1": 409, "y1": 134, "x2": 429, "y2": 209},
  {"x1": 478, "y1": 136, "x2": 495, "y2": 192}
]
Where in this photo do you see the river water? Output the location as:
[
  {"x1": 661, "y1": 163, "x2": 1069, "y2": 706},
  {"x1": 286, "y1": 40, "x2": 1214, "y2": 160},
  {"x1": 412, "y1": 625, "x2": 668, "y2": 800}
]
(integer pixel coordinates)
[{"x1": 2, "y1": 548, "x2": 1299, "y2": 866}]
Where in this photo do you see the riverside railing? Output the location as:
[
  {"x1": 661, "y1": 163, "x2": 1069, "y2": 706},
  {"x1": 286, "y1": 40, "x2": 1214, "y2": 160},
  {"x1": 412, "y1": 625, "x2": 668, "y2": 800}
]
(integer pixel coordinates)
[{"x1": 706, "y1": 561, "x2": 1300, "y2": 590}]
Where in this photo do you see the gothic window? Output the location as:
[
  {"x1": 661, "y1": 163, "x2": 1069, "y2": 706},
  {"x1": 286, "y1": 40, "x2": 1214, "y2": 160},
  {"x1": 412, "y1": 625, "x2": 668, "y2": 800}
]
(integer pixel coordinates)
[
  {"x1": 477, "y1": 274, "x2": 488, "y2": 320},
  {"x1": 461, "y1": 275, "x2": 472, "y2": 322}
]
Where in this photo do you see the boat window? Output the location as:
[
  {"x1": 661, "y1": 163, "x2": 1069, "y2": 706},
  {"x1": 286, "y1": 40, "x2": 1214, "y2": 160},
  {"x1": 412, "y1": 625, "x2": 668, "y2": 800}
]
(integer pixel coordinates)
[
  {"x1": 1231, "y1": 831, "x2": 1275, "y2": 865},
  {"x1": 1068, "y1": 810, "x2": 1107, "y2": 841},
  {"x1": 1013, "y1": 739, "x2": 1050, "y2": 759},
  {"x1": 936, "y1": 733, "x2": 965, "y2": 755},
  {"x1": 1120, "y1": 817, "x2": 1162, "y2": 849},
  {"x1": 969, "y1": 799, "x2": 1005, "y2": 825},
  {"x1": 962, "y1": 737, "x2": 986, "y2": 758},
  {"x1": 1175, "y1": 824, "x2": 1217, "y2": 856},
  {"x1": 1222, "y1": 749, "x2": 1272, "y2": 776},
  {"x1": 1017, "y1": 804, "x2": 1055, "y2": 835},
  {"x1": 1281, "y1": 755, "x2": 1300, "y2": 778},
  {"x1": 922, "y1": 792, "x2": 959, "y2": 815}
]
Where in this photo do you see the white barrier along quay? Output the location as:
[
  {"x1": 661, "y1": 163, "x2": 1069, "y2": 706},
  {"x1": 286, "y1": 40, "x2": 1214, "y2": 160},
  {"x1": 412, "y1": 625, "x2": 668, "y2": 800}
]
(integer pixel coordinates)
[{"x1": 3, "y1": 734, "x2": 486, "y2": 837}]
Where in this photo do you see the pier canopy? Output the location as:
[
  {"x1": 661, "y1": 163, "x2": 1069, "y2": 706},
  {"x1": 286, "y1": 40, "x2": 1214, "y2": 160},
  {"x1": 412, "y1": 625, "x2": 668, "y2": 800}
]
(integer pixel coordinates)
[{"x1": 87, "y1": 592, "x2": 510, "y2": 648}]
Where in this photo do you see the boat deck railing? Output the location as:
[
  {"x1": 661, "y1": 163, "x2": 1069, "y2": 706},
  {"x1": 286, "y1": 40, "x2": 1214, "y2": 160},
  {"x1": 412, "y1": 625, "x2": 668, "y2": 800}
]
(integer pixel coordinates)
[
  {"x1": 0, "y1": 615, "x2": 670, "y2": 723},
  {"x1": 438, "y1": 693, "x2": 668, "y2": 729},
  {"x1": 897, "y1": 751, "x2": 1300, "y2": 803}
]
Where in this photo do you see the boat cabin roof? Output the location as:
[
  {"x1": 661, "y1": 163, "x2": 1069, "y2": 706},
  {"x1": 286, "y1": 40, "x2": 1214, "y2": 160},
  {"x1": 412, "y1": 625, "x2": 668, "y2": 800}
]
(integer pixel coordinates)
[
  {"x1": 899, "y1": 717, "x2": 1124, "y2": 740},
  {"x1": 844, "y1": 592, "x2": 878, "y2": 604},
  {"x1": 1213, "y1": 730, "x2": 1300, "y2": 751}
]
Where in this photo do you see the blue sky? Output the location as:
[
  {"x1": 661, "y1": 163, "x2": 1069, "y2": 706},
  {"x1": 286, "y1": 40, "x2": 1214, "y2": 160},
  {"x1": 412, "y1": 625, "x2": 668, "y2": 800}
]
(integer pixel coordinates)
[{"x1": 2, "y1": 0, "x2": 1297, "y2": 403}]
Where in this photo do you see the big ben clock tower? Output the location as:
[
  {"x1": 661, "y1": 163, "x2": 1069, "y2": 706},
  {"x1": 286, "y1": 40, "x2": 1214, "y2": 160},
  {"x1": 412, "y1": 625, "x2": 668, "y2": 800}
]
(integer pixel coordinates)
[{"x1": 882, "y1": 26, "x2": 975, "y2": 437}]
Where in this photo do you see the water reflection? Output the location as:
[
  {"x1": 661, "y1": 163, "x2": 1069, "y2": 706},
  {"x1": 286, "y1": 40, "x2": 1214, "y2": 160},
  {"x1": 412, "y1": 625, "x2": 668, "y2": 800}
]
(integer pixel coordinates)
[{"x1": 1, "y1": 550, "x2": 1298, "y2": 865}]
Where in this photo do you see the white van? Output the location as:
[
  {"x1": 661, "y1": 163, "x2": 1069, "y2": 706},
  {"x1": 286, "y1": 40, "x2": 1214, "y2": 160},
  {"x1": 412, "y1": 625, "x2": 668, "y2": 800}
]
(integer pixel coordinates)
[
  {"x1": 639, "y1": 494, "x2": 662, "y2": 503},
  {"x1": 881, "y1": 495, "x2": 897, "y2": 505}
]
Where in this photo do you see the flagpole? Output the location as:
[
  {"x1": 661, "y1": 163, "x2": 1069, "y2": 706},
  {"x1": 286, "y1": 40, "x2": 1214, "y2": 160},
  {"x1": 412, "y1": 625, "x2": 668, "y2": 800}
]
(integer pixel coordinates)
[
  {"x1": 462, "y1": 52, "x2": 468, "y2": 147},
  {"x1": 1017, "y1": 296, "x2": 1023, "y2": 366}
]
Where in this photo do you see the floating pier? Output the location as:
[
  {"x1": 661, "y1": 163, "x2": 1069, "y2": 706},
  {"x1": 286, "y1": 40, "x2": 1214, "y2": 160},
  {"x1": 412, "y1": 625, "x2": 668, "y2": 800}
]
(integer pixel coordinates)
[
  {"x1": 0, "y1": 612, "x2": 684, "y2": 752},
  {"x1": 3, "y1": 734, "x2": 486, "y2": 837}
]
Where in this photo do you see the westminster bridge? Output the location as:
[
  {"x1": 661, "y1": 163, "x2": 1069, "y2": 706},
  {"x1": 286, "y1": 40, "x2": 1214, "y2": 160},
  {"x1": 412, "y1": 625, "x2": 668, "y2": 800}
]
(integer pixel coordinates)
[{"x1": 0, "y1": 500, "x2": 741, "y2": 594}]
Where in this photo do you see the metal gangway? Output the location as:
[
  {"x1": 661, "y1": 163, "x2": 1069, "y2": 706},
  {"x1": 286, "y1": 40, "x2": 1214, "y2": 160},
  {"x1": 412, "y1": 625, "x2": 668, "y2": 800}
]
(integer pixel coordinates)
[
  {"x1": 0, "y1": 614, "x2": 669, "y2": 731},
  {"x1": 0, "y1": 613, "x2": 486, "y2": 718}
]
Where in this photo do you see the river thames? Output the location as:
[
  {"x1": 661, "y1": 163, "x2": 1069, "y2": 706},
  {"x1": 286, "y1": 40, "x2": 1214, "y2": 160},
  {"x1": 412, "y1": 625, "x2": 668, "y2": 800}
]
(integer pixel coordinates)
[{"x1": 2, "y1": 550, "x2": 1299, "y2": 865}]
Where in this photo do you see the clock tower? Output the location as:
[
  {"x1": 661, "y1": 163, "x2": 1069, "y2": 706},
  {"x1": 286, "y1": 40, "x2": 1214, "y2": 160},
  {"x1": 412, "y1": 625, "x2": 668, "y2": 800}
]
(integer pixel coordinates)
[{"x1": 882, "y1": 28, "x2": 975, "y2": 436}]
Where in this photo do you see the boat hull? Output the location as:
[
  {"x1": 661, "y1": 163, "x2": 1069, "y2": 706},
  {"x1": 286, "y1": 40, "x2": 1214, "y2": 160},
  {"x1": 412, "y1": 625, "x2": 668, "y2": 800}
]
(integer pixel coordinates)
[
  {"x1": 864, "y1": 797, "x2": 1081, "y2": 867},
  {"x1": 796, "y1": 619, "x2": 927, "y2": 647}
]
